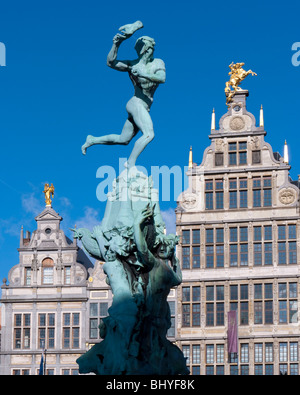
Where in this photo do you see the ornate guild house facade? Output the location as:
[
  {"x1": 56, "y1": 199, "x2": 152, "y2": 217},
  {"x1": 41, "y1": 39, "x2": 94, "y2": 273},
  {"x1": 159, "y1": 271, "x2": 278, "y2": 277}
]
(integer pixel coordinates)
[
  {"x1": 0, "y1": 82, "x2": 299, "y2": 376},
  {"x1": 0, "y1": 205, "x2": 95, "y2": 375},
  {"x1": 176, "y1": 88, "x2": 300, "y2": 375},
  {"x1": 0, "y1": 198, "x2": 177, "y2": 375}
]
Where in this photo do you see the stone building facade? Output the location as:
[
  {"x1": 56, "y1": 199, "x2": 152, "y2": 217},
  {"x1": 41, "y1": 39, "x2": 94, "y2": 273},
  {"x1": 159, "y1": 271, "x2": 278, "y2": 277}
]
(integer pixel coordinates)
[
  {"x1": 176, "y1": 89, "x2": 300, "y2": 375},
  {"x1": 2, "y1": 87, "x2": 298, "y2": 375},
  {"x1": 0, "y1": 206, "x2": 95, "y2": 375},
  {"x1": 0, "y1": 204, "x2": 177, "y2": 375}
]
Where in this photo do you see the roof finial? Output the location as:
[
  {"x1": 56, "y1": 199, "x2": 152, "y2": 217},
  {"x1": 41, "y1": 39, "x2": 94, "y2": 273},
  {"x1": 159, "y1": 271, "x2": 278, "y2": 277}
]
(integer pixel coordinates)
[
  {"x1": 189, "y1": 146, "x2": 193, "y2": 168},
  {"x1": 20, "y1": 226, "x2": 24, "y2": 247},
  {"x1": 260, "y1": 104, "x2": 264, "y2": 128},
  {"x1": 211, "y1": 108, "x2": 216, "y2": 131},
  {"x1": 284, "y1": 140, "x2": 289, "y2": 164}
]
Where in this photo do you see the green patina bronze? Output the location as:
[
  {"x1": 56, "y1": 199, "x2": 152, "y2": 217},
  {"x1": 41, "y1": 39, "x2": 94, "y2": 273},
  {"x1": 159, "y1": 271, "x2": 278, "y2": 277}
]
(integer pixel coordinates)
[
  {"x1": 81, "y1": 20, "x2": 166, "y2": 169},
  {"x1": 75, "y1": 22, "x2": 188, "y2": 375}
]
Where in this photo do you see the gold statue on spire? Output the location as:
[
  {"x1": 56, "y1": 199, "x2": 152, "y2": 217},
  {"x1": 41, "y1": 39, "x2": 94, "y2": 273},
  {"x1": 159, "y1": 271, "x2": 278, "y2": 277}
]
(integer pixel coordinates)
[
  {"x1": 44, "y1": 183, "x2": 55, "y2": 207},
  {"x1": 225, "y1": 62, "x2": 257, "y2": 105}
]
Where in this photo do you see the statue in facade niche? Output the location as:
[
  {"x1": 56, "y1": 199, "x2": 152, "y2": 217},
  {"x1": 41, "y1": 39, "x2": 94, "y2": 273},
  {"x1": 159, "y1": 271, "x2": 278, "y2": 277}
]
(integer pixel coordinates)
[{"x1": 81, "y1": 20, "x2": 166, "y2": 169}]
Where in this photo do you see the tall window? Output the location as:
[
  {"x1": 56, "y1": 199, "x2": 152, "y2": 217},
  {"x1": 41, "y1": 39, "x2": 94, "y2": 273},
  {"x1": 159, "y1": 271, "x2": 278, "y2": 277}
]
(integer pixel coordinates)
[
  {"x1": 205, "y1": 228, "x2": 224, "y2": 268},
  {"x1": 254, "y1": 343, "x2": 263, "y2": 375},
  {"x1": 89, "y1": 302, "x2": 109, "y2": 339},
  {"x1": 239, "y1": 142, "x2": 247, "y2": 164},
  {"x1": 254, "y1": 284, "x2": 263, "y2": 324},
  {"x1": 254, "y1": 283, "x2": 273, "y2": 325},
  {"x1": 229, "y1": 178, "x2": 237, "y2": 209},
  {"x1": 182, "y1": 247, "x2": 190, "y2": 269},
  {"x1": 13, "y1": 314, "x2": 31, "y2": 349},
  {"x1": 230, "y1": 284, "x2": 248, "y2": 325},
  {"x1": 182, "y1": 286, "x2": 201, "y2": 327},
  {"x1": 192, "y1": 345, "x2": 201, "y2": 374},
  {"x1": 64, "y1": 267, "x2": 71, "y2": 285},
  {"x1": 265, "y1": 343, "x2": 274, "y2": 376},
  {"x1": 254, "y1": 226, "x2": 262, "y2": 266},
  {"x1": 181, "y1": 229, "x2": 201, "y2": 269},
  {"x1": 278, "y1": 282, "x2": 298, "y2": 324},
  {"x1": 25, "y1": 268, "x2": 31, "y2": 286},
  {"x1": 230, "y1": 285, "x2": 238, "y2": 312},
  {"x1": 205, "y1": 179, "x2": 224, "y2": 210},
  {"x1": 264, "y1": 225, "x2": 273, "y2": 265},
  {"x1": 240, "y1": 285, "x2": 249, "y2": 325},
  {"x1": 42, "y1": 258, "x2": 54, "y2": 285},
  {"x1": 182, "y1": 230, "x2": 190, "y2": 245},
  {"x1": 253, "y1": 343, "x2": 274, "y2": 375},
  {"x1": 167, "y1": 301, "x2": 176, "y2": 337},
  {"x1": 253, "y1": 177, "x2": 262, "y2": 207},
  {"x1": 38, "y1": 313, "x2": 55, "y2": 349},
  {"x1": 278, "y1": 224, "x2": 297, "y2": 265},
  {"x1": 264, "y1": 284, "x2": 273, "y2": 324},
  {"x1": 253, "y1": 176, "x2": 272, "y2": 208},
  {"x1": 206, "y1": 229, "x2": 214, "y2": 268},
  {"x1": 206, "y1": 344, "x2": 214, "y2": 363},
  {"x1": 229, "y1": 143, "x2": 237, "y2": 165},
  {"x1": 63, "y1": 313, "x2": 80, "y2": 349},
  {"x1": 240, "y1": 227, "x2": 248, "y2": 266},
  {"x1": 192, "y1": 229, "x2": 201, "y2": 268},
  {"x1": 240, "y1": 343, "x2": 249, "y2": 364},
  {"x1": 206, "y1": 285, "x2": 224, "y2": 326},
  {"x1": 205, "y1": 180, "x2": 214, "y2": 210},
  {"x1": 240, "y1": 343, "x2": 249, "y2": 375},
  {"x1": 182, "y1": 345, "x2": 190, "y2": 368},
  {"x1": 263, "y1": 177, "x2": 272, "y2": 206},
  {"x1": 240, "y1": 178, "x2": 248, "y2": 208},
  {"x1": 279, "y1": 342, "x2": 299, "y2": 375},
  {"x1": 228, "y1": 141, "x2": 247, "y2": 166},
  {"x1": 215, "y1": 179, "x2": 224, "y2": 209},
  {"x1": 181, "y1": 230, "x2": 190, "y2": 269},
  {"x1": 253, "y1": 225, "x2": 273, "y2": 266},
  {"x1": 182, "y1": 229, "x2": 190, "y2": 269},
  {"x1": 182, "y1": 344, "x2": 201, "y2": 375},
  {"x1": 229, "y1": 226, "x2": 248, "y2": 267}
]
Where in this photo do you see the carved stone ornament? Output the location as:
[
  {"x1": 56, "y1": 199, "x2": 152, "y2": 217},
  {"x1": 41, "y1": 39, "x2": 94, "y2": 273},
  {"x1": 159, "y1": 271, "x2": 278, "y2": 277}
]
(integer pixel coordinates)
[
  {"x1": 180, "y1": 193, "x2": 198, "y2": 210},
  {"x1": 250, "y1": 136, "x2": 260, "y2": 150},
  {"x1": 229, "y1": 116, "x2": 246, "y2": 131},
  {"x1": 279, "y1": 188, "x2": 296, "y2": 205},
  {"x1": 215, "y1": 139, "x2": 224, "y2": 152}
]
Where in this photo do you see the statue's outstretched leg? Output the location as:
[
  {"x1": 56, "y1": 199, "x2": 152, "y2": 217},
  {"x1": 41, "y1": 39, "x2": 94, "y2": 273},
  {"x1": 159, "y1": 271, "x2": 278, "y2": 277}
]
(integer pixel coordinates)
[
  {"x1": 81, "y1": 118, "x2": 138, "y2": 155},
  {"x1": 125, "y1": 100, "x2": 154, "y2": 168}
]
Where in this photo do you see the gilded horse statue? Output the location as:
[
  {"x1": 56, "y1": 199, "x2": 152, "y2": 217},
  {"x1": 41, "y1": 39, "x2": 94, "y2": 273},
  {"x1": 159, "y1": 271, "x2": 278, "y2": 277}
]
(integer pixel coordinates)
[{"x1": 225, "y1": 62, "x2": 257, "y2": 105}]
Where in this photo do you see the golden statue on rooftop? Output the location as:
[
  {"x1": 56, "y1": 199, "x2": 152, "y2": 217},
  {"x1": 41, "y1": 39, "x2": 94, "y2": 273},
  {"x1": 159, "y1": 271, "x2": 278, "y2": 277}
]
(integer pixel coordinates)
[
  {"x1": 44, "y1": 183, "x2": 55, "y2": 207},
  {"x1": 225, "y1": 62, "x2": 257, "y2": 105}
]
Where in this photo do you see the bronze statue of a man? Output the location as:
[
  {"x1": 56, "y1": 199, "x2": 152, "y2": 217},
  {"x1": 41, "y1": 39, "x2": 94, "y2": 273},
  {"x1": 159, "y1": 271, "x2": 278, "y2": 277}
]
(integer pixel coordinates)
[{"x1": 81, "y1": 21, "x2": 166, "y2": 169}]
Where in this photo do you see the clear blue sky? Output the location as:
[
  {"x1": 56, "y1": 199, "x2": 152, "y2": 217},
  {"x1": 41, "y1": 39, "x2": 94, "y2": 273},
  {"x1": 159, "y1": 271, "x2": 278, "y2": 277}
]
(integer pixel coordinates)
[{"x1": 1, "y1": 0, "x2": 300, "y2": 283}]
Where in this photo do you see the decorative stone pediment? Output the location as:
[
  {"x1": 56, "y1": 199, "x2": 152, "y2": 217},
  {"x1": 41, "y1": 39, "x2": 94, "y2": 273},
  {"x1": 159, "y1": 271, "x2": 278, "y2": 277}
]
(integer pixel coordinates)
[{"x1": 35, "y1": 208, "x2": 62, "y2": 222}]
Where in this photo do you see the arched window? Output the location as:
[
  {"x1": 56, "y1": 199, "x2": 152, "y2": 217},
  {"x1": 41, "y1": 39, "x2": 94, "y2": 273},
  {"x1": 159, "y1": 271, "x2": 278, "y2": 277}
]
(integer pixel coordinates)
[{"x1": 42, "y1": 258, "x2": 54, "y2": 285}]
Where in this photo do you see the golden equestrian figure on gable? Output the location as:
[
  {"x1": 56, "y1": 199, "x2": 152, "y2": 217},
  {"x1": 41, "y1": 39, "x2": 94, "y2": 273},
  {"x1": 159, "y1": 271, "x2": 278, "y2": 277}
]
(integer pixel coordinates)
[{"x1": 225, "y1": 62, "x2": 257, "y2": 105}]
